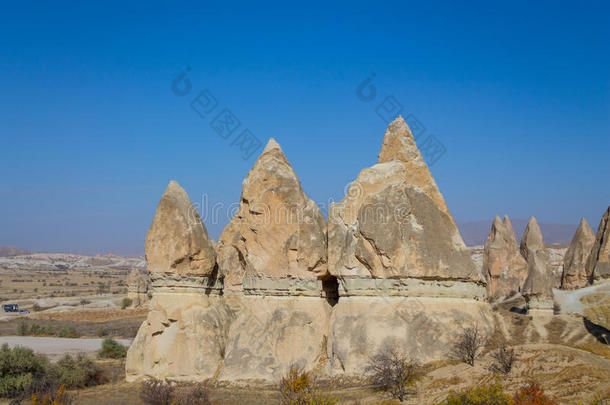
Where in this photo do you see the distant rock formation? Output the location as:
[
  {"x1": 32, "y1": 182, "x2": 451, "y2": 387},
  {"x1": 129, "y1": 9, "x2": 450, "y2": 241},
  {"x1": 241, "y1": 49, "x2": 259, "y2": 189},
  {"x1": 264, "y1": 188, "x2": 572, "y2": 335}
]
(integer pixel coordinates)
[
  {"x1": 126, "y1": 268, "x2": 150, "y2": 307},
  {"x1": 561, "y1": 218, "x2": 595, "y2": 290},
  {"x1": 483, "y1": 215, "x2": 527, "y2": 301},
  {"x1": 0, "y1": 246, "x2": 31, "y2": 257},
  {"x1": 586, "y1": 206, "x2": 610, "y2": 283},
  {"x1": 217, "y1": 138, "x2": 328, "y2": 292},
  {"x1": 145, "y1": 181, "x2": 216, "y2": 276},
  {"x1": 520, "y1": 217, "x2": 554, "y2": 314}
]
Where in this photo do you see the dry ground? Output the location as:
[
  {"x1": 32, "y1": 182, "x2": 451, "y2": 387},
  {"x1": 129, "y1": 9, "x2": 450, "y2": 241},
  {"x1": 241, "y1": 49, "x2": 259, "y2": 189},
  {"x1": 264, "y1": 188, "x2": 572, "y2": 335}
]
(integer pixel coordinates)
[{"x1": 69, "y1": 342, "x2": 610, "y2": 405}]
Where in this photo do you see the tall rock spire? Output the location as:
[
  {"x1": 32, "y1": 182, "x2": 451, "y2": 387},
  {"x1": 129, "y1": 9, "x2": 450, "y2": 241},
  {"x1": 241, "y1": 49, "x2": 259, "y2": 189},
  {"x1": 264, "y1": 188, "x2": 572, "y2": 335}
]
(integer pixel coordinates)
[
  {"x1": 520, "y1": 217, "x2": 554, "y2": 314},
  {"x1": 328, "y1": 117, "x2": 480, "y2": 295},
  {"x1": 585, "y1": 206, "x2": 610, "y2": 283},
  {"x1": 561, "y1": 217, "x2": 595, "y2": 289},
  {"x1": 216, "y1": 138, "x2": 328, "y2": 291},
  {"x1": 377, "y1": 116, "x2": 451, "y2": 219},
  {"x1": 483, "y1": 215, "x2": 527, "y2": 301},
  {"x1": 145, "y1": 181, "x2": 216, "y2": 275}
]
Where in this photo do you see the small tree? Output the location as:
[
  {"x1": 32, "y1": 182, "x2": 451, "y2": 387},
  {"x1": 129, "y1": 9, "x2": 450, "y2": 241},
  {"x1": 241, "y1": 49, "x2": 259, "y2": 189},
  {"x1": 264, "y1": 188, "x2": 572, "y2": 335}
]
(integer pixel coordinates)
[
  {"x1": 80, "y1": 299, "x2": 90, "y2": 309},
  {"x1": 452, "y1": 324, "x2": 486, "y2": 366},
  {"x1": 365, "y1": 348, "x2": 421, "y2": 401},
  {"x1": 490, "y1": 343, "x2": 516, "y2": 374}
]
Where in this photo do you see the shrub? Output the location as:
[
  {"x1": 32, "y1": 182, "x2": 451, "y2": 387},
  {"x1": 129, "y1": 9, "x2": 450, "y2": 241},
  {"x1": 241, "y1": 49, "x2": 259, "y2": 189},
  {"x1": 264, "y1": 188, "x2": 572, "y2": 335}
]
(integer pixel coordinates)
[
  {"x1": 96, "y1": 327, "x2": 109, "y2": 337},
  {"x1": 0, "y1": 344, "x2": 49, "y2": 398},
  {"x1": 513, "y1": 382, "x2": 556, "y2": 405},
  {"x1": 53, "y1": 354, "x2": 106, "y2": 388},
  {"x1": 97, "y1": 338, "x2": 127, "y2": 359},
  {"x1": 173, "y1": 383, "x2": 211, "y2": 405},
  {"x1": 490, "y1": 344, "x2": 516, "y2": 374},
  {"x1": 17, "y1": 322, "x2": 29, "y2": 336},
  {"x1": 279, "y1": 365, "x2": 338, "y2": 405},
  {"x1": 365, "y1": 348, "x2": 421, "y2": 401},
  {"x1": 31, "y1": 384, "x2": 73, "y2": 405},
  {"x1": 32, "y1": 303, "x2": 41, "y2": 312},
  {"x1": 438, "y1": 382, "x2": 512, "y2": 405},
  {"x1": 58, "y1": 327, "x2": 79, "y2": 338},
  {"x1": 140, "y1": 379, "x2": 174, "y2": 405},
  {"x1": 121, "y1": 297, "x2": 133, "y2": 310},
  {"x1": 452, "y1": 324, "x2": 486, "y2": 366},
  {"x1": 79, "y1": 299, "x2": 91, "y2": 308}
]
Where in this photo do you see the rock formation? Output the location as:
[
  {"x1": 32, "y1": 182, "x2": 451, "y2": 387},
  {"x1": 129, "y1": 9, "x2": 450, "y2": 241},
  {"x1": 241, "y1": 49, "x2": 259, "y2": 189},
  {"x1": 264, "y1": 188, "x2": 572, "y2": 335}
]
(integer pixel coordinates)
[
  {"x1": 215, "y1": 138, "x2": 332, "y2": 380},
  {"x1": 327, "y1": 116, "x2": 491, "y2": 373},
  {"x1": 129, "y1": 119, "x2": 497, "y2": 382},
  {"x1": 145, "y1": 181, "x2": 216, "y2": 276},
  {"x1": 483, "y1": 215, "x2": 528, "y2": 301},
  {"x1": 217, "y1": 138, "x2": 328, "y2": 292},
  {"x1": 561, "y1": 218, "x2": 595, "y2": 290},
  {"x1": 520, "y1": 217, "x2": 554, "y2": 314},
  {"x1": 586, "y1": 206, "x2": 610, "y2": 283},
  {"x1": 127, "y1": 268, "x2": 150, "y2": 307},
  {"x1": 126, "y1": 181, "x2": 225, "y2": 382},
  {"x1": 328, "y1": 117, "x2": 479, "y2": 287}
]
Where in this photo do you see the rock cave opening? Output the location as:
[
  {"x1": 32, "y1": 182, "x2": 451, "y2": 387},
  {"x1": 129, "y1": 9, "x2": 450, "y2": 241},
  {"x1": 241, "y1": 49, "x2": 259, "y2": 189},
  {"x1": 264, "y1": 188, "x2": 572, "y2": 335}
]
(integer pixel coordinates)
[{"x1": 322, "y1": 276, "x2": 339, "y2": 307}]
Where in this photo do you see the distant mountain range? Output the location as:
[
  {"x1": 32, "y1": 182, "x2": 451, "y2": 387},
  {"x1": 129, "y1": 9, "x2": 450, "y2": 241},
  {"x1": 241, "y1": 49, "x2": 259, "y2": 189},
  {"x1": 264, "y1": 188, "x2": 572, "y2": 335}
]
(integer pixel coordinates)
[
  {"x1": 0, "y1": 246, "x2": 31, "y2": 257},
  {"x1": 457, "y1": 219, "x2": 583, "y2": 247}
]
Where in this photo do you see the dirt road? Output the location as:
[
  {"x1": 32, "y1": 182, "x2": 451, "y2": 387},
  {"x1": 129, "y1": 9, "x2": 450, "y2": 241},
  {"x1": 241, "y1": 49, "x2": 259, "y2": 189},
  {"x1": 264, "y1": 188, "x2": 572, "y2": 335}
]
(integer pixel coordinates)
[{"x1": 0, "y1": 336, "x2": 132, "y2": 359}]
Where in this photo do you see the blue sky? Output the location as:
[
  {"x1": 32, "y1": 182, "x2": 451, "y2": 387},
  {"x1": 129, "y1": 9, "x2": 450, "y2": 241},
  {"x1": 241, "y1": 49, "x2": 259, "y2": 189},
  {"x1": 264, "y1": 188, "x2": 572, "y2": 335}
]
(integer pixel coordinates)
[{"x1": 0, "y1": 1, "x2": 608, "y2": 255}]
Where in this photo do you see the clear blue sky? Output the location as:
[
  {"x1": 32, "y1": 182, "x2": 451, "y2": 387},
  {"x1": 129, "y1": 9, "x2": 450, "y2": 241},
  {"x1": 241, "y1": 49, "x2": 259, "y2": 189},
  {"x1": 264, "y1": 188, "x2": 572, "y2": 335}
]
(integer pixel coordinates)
[{"x1": 1, "y1": 1, "x2": 608, "y2": 255}]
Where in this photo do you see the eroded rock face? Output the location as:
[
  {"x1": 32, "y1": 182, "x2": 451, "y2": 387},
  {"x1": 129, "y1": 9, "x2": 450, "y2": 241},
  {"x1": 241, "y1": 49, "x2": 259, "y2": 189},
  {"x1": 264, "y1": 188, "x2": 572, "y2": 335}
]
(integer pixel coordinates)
[
  {"x1": 217, "y1": 139, "x2": 328, "y2": 291},
  {"x1": 145, "y1": 181, "x2": 216, "y2": 276},
  {"x1": 561, "y1": 218, "x2": 595, "y2": 290},
  {"x1": 126, "y1": 294, "x2": 233, "y2": 382},
  {"x1": 521, "y1": 217, "x2": 554, "y2": 313},
  {"x1": 483, "y1": 215, "x2": 528, "y2": 301},
  {"x1": 328, "y1": 116, "x2": 478, "y2": 286},
  {"x1": 586, "y1": 206, "x2": 610, "y2": 283},
  {"x1": 127, "y1": 268, "x2": 150, "y2": 307}
]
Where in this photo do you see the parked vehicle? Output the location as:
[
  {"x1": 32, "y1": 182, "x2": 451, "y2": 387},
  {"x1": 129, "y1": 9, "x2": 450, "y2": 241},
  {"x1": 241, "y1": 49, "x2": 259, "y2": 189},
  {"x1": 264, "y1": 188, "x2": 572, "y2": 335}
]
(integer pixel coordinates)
[
  {"x1": 19, "y1": 309, "x2": 30, "y2": 314},
  {"x1": 3, "y1": 304, "x2": 19, "y2": 312}
]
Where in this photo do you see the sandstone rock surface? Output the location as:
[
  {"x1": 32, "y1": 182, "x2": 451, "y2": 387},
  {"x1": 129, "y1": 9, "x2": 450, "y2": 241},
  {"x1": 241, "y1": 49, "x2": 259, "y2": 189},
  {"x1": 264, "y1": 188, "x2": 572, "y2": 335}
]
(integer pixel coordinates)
[
  {"x1": 127, "y1": 268, "x2": 150, "y2": 307},
  {"x1": 561, "y1": 218, "x2": 595, "y2": 290},
  {"x1": 145, "y1": 181, "x2": 216, "y2": 276},
  {"x1": 328, "y1": 116, "x2": 478, "y2": 285},
  {"x1": 483, "y1": 215, "x2": 528, "y2": 301},
  {"x1": 217, "y1": 138, "x2": 328, "y2": 291},
  {"x1": 521, "y1": 217, "x2": 554, "y2": 313},
  {"x1": 586, "y1": 206, "x2": 610, "y2": 282}
]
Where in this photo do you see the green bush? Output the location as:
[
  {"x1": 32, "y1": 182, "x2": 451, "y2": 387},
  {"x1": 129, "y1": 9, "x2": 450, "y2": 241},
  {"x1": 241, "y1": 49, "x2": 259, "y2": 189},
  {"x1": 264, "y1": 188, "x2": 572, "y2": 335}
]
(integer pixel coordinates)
[
  {"x1": 58, "y1": 327, "x2": 80, "y2": 338},
  {"x1": 121, "y1": 297, "x2": 133, "y2": 310},
  {"x1": 97, "y1": 338, "x2": 127, "y2": 359},
  {"x1": 17, "y1": 322, "x2": 29, "y2": 336},
  {"x1": 96, "y1": 327, "x2": 109, "y2": 337},
  {"x1": 438, "y1": 382, "x2": 512, "y2": 405},
  {"x1": 0, "y1": 344, "x2": 49, "y2": 398},
  {"x1": 52, "y1": 354, "x2": 106, "y2": 388}
]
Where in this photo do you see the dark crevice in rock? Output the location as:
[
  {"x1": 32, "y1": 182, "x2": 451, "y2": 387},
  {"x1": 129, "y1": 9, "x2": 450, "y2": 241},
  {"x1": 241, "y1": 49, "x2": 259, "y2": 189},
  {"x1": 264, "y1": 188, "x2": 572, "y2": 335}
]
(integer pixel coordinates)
[{"x1": 322, "y1": 276, "x2": 339, "y2": 307}]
